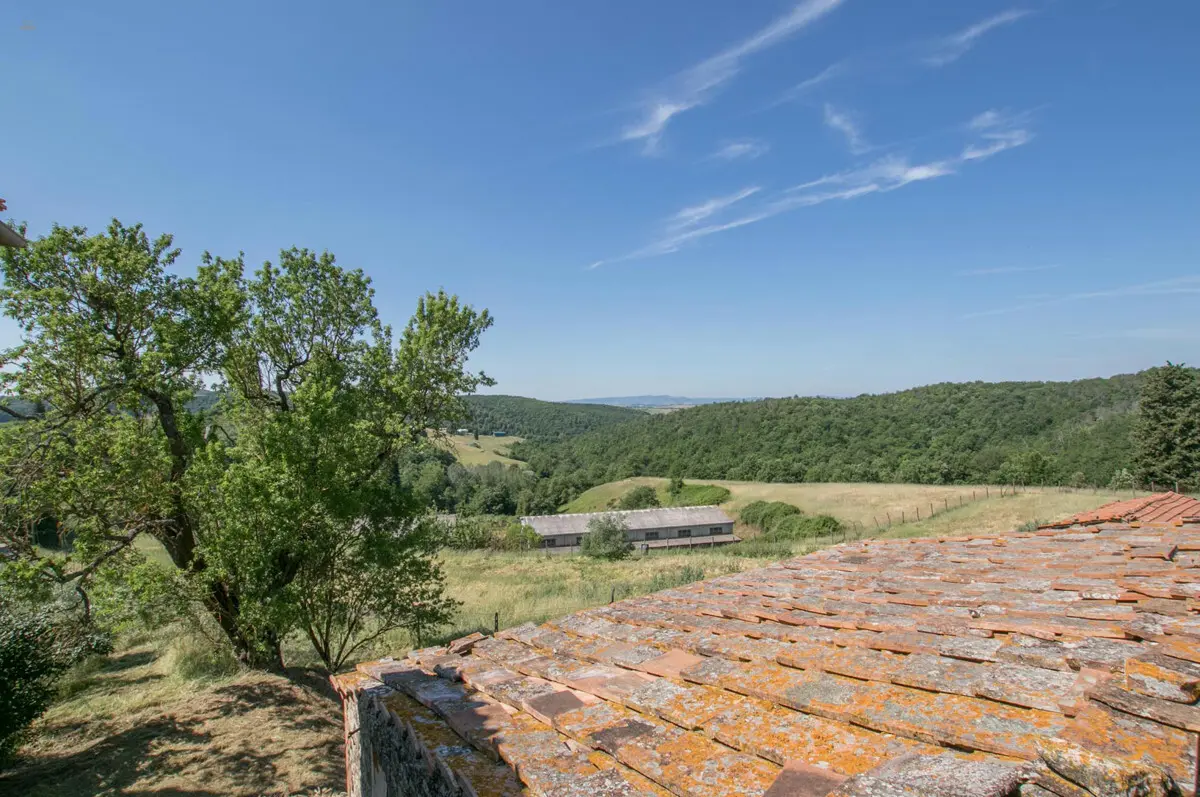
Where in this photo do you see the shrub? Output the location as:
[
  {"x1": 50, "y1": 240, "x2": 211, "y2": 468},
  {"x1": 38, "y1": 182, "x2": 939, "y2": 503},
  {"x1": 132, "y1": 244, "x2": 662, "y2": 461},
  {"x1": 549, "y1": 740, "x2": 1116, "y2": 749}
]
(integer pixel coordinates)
[
  {"x1": 1070, "y1": 471, "x2": 1088, "y2": 489},
  {"x1": 0, "y1": 610, "x2": 61, "y2": 764},
  {"x1": 765, "y1": 514, "x2": 843, "y2": 541},
  {"x1": 0, "y1": 600, "x2": 110, "y2": 765},
  {"x1": 618, "y1": 485, "x2": 660, "y2": 510},
  {"x1": 445, "y1": 517, "x2": 497, "y2": 550},
  {"x1": 498, "y1": 522, "x2": 541, "y2": 552},
  {"x1": 670, "y1": 483, "x2": 732, "y2": 507},
  {"x1": 166, "y1": 633, "x2": 240, "y2": 681},
  {"x1": 739, "y1": 500, "x2": 802, "y2": 530},
  {"x1": 581, "y1": 514, "x2": 632, "y2": 561},
  {"x1": 1109, "y1": 468, "x2": 1136, "y2": 490}
]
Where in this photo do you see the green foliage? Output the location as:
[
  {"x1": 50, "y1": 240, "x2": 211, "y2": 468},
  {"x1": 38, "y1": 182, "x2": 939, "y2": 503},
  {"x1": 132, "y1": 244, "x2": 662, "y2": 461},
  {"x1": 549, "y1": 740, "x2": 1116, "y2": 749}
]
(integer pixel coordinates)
[
  {"x1": 499, "y1": 522, "x2": 541, "y2": 552},
  {"x1": 1109, "y1": 467, "x2": 1136, "y2": 491},
  {"x1": 618, "y1": 485, "x2": 660, "y2": 510},
  {"x1": 0, "y1": 595, "x2": 111, "y2": 765},
  {"x1": 999, "y1": 450, "x2": 1056, "y2": 486},
  {"x1": 739, "y1": 500, "x2": 840, "y2": 540},
  {"x1": 0, "y1": 220, "x2": 491, "y2": 672},
  {"x1": 668, "y1": 483, "x2": 731, "y2": 507},
  {"x1": 739, "y1": 501, "x2": 802, "y2": 529},
  {"x1": 766, "y1": 514, "x2": 842, "y2": 540},
  {"x1": 1132, "y1": 363, "x2": 1200, "y2": 490},
  {"x1": 667, "y1": 477, "x2": 684, "y2": 497},
  {"x1": 580, "y1": 514, "x2": 632, "y2": 561},
  {"x1": 515, "y1": 375, "x2": 1163, "y2": 495},
  {"x1": 1070, "y1": 471, "x2": 1088, "y2": 489},
  {"x1": 465, "y1": 395, "x2": 642, "y2": 440}
]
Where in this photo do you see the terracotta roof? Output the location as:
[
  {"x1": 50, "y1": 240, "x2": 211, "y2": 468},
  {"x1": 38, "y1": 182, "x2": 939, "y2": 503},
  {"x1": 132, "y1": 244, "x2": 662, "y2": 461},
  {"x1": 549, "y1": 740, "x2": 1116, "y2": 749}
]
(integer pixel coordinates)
[
  {"x1": 1041, "y1": 491, "x2": 1200, "y2": 528},
  {"x1": 336, "y1": 521, "x2": 1200, "y2": 796}
]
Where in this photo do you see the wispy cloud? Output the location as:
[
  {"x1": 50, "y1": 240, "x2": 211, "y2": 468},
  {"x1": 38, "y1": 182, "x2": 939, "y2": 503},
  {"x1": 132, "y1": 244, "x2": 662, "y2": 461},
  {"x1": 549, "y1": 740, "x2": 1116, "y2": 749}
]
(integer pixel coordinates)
[
  {"x1": 924, "y1": 9, "x2": 1032, "y2": 67},
  {"x1": 823, "y1": 104, "x2": 870, "y2": 153},
  {"x1": 589, "y1": 110, "x2": 1034, "y2": 268},
  {"x1": 621, "y1": 0, "x2": 845, "y2": 154},
  {"x1": 667, "y1": 187, "x2": 761, "y2": 231},
  {"x1": 957, "y1": 264, "x2": 1059, "y2": 277},
  {"x1": 773, "y1": 61, "x2": 847, "y2": 106},
  {"x1": 964, "y1": 276, "x2": 1200, "y2": 319},
  {"x1": 709, "y1": 139, "x2": 770, "y2": 161}
]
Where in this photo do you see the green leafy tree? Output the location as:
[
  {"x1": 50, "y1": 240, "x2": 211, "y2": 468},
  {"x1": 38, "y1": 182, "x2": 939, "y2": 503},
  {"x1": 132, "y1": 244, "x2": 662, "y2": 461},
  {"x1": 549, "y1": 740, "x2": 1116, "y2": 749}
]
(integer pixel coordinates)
[
  {"x1": 1109, "y1": 467, "x2": 1136, "y2": 491},
  {"x1": 0, "y1": 221, "x2": 491, "y2": 670},
  {"x1": 1132, "y1": 362, "x2": 1200, "y2": 490},
  {"x1": 580, "y1": 514, "x2": 631, "y2": 561},
  {"x1": 618, "y1": 485, "x2": 660, "y2": 510}
]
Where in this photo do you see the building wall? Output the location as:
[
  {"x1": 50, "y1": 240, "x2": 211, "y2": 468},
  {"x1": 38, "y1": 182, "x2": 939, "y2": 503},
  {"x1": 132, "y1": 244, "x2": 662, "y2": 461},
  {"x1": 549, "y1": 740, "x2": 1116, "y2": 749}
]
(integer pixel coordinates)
[
  {"x1": 342, "y1": 685, "x2": 461, "y2": 797},
  {"x1": 540, "y1": 521, "x2": 734, "y2": 549}
]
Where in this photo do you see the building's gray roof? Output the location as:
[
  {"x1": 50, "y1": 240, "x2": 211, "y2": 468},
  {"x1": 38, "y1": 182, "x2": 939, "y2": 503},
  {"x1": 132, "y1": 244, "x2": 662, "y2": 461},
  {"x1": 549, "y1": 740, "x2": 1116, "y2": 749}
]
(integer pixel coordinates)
[{"x1": 521, "y1": 505, "x2": 733, "y2": 537}]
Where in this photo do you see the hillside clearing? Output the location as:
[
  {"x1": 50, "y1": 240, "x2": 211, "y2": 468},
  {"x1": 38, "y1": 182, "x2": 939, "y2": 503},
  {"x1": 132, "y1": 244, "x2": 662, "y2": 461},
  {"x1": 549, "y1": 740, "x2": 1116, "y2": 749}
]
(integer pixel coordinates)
[
  {"x1": 442, "y1": 433, "x2": 525, "y2": 466},
  {"x1": 561, "y1": 477, "x2": 1138, "y2": 530}
]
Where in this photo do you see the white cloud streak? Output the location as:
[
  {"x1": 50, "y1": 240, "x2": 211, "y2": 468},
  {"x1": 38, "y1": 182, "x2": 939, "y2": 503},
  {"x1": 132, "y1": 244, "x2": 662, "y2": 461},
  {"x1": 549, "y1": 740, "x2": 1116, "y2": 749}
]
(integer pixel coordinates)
[
  {"x1": 589, "y1": 110, "x2": 1034, "y2": 268},
  {"x1": 621, "y1": 0, "x2": 845, "y2": 154},
  {"x1": 667, "y1": 186, "x2": 761, "y2": 231},
  {"x1": 823, "y1": 104, "x2": 869, "y2": 153},
  {"x1": 710, "y1": 139, "x2": 770, "y2": 161},
  {"x1": 964, "y1": 277, "x2": 1200, "y2": 319},
  {"x1": 924, "y1": 9, "x2": 1031, "y2": 67}
]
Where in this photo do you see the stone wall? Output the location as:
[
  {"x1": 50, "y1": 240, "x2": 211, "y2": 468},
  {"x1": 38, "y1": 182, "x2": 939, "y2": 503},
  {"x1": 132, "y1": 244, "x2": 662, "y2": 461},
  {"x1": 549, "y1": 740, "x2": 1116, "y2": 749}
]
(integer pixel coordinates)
[{"x1": 341, "y1": 684, "x2": 461, "y2": 797}]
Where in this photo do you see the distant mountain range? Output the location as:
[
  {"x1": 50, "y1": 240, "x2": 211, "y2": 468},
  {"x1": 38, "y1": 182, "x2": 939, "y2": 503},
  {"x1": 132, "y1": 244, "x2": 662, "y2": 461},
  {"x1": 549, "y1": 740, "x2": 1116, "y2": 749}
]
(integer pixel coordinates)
[{"x1": 566, "y1": 395, "x2": 750, "y2": 408}]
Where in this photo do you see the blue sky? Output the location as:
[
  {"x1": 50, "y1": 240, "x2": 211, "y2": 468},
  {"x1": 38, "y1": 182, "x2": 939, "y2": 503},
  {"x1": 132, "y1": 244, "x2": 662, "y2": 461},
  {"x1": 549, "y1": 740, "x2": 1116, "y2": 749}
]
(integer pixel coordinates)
[{"x1": 3, "y1": 1, "x2": 1198, "y2": 400}]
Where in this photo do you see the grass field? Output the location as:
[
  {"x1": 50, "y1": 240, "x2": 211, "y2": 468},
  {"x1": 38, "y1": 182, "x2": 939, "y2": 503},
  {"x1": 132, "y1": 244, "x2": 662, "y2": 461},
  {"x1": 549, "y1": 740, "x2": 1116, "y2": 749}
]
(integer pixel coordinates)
[
  {"x1": 562, "y1": 477, "x2": 1136, "y2": 530},
  {"x1": 441, "y1": 433, "x2": 525, "y2": 467},
  {"x1": 0, "y1": 630, "x2": 343, "y2": 797}
]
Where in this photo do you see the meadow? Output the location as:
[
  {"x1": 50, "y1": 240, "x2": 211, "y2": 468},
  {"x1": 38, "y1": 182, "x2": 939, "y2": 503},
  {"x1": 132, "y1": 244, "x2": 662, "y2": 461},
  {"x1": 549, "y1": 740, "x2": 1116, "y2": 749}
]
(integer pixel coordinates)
[{"x1": 441, "y1": 433, "x2": 526, "y2": 467}]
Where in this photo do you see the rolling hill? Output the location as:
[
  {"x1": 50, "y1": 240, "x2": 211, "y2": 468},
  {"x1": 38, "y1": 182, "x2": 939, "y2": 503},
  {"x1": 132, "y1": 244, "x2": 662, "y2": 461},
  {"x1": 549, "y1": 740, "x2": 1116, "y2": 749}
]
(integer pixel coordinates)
[
  {"x1": 463, "y1": 394, "x2": 644, "y2": 440},
  {"x1": 512, "y1": 372, "x2": 1163, "y2": 488}
]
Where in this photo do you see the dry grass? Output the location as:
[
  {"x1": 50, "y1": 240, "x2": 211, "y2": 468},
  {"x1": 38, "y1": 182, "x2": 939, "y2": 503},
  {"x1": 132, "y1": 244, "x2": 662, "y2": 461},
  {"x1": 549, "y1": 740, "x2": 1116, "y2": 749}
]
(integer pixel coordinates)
[
  {"x1": 0, "y1": 632, "x2": 345, "y2": 797},
  {"x1": 562, "y1": 477, "x2": 1141, "y2": 530},
  {"x1": 878, "y1": 489, "x2": 1132, "y2": 539},
  {"x1": 429, "y1": 549, "x2": 755, "y2": 642},
  {"x1": 440, "y1": 434, "x2": 525, "y2": 467}
]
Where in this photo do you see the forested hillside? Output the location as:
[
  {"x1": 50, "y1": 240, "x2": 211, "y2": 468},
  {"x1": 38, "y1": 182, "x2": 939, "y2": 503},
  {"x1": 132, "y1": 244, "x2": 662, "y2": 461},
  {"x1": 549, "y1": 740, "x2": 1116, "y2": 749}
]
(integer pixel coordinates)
[
  {"x1": 463, "y1": 394, "x2": 643, "y2": 440},
  {"x1": 512, "y1": 373, "x2": 1165, "y2": 489}
]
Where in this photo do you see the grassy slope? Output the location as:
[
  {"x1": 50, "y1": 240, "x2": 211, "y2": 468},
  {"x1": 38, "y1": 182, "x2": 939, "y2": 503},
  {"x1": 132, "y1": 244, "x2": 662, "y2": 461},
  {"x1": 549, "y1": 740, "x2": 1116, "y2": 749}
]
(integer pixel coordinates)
[
  {"x1": 562, "y1": 477, "x2": 1134, "y2": 529},
  {"x1": 0, "y1": 632, "x2": 343, "y2": 797},
  {"x1": 442, "y1": 433, "x2": 526, "y2": 467}
]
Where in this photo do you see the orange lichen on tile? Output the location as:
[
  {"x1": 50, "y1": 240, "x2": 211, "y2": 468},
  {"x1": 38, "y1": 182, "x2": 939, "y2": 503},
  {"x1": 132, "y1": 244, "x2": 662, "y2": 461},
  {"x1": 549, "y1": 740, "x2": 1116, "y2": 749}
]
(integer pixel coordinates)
[{"x1": 345, "y1": 511, "x2": 1200, "y2": 796}]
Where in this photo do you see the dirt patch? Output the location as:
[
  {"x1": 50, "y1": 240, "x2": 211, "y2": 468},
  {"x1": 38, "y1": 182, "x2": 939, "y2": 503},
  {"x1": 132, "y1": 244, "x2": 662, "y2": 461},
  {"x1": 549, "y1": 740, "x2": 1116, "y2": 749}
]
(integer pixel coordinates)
[{"x1": 0, "y1": 642, "x2": 345, "y2": 797}]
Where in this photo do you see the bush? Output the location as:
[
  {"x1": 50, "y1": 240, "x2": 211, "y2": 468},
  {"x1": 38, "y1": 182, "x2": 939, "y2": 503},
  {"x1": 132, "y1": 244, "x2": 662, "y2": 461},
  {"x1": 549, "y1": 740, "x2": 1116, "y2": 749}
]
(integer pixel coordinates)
[
  {"x1": 1109, "y1": 468, "x2": 1136, "y2": 490},
  {"x1": 764, "y1": 514, "x2": 843, "y2": 541},
  {"x1": 670, "y1": 483, "x2": 732, "y2": 507},
  {"x1": 725, "y1": 539, "x2": 797, "y2": 559},
  {"x1": 618, "y1": 485, "x2": 661, "y2": 510},
  {"x1": 739, "y1": 500, "x2": 802, "y2": 530},
  {"x1": 445, "y1": 516, "x2": 497, "y2": 550},
  {"x1": 0, "y1": 610, "x2": 61, "y2": 764},
  {"x1": 581, "y1": 514, "x2": 632, "y2": 561},
  {"x1": 1070, "y1": 471, "x2": 1088, "y2": 489},
  {"x1": 0, "y1": 600, "x2": 111, "y2": 765},
  {"x1": 498, "y1": 522, "x2": 541, "y2": 552}
]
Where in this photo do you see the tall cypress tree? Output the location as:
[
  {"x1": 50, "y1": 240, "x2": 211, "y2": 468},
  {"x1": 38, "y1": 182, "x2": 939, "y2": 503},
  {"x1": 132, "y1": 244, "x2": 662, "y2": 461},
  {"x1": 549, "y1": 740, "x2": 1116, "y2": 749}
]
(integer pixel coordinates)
[{"x1": 1132, "y1": 362, "x2": 1200, "y2": 490}]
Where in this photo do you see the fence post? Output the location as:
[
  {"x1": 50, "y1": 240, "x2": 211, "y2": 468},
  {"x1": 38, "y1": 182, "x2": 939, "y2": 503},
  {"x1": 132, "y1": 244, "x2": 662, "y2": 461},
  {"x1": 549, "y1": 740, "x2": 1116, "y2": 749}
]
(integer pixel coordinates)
[
  {"x1": 986, "y1": 486, "x2": 990, "y2": 498},
  {"x1": 916, "y1": 507, "x2": 921, "y2": 521},
  {"x1": 873, "y1": 515, "x2": 880, "y2": 530},
  {"x1": 930, "y1": 503, "x2": 935, "y2": 518},
  {"x1": 610, "y1": 586, "x2": 615, "y2": 604},
  {"x1": 494, "y1": 612, "x2": 499, "y2": 634},
  {"x1": 887, "y1": 512, "x2": 892, "y2": 526}
]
